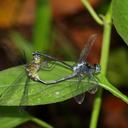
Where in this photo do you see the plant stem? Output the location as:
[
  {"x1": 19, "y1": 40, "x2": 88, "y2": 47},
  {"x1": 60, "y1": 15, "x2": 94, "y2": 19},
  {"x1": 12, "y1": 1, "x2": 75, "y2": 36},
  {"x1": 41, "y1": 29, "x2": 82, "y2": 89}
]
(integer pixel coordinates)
[
  {"x1": 31, "y1": 117, "x2": 54, "y2": 128},
  {"x1": 33, "y1": 0, "x2": 51, "y2": 51},
  {"x1": 89, "y1": 4, "x2": 112, "y2": 128},
  {"x1": 100, "y1": 7, "x2": 112, "y2": 75},
  {"x1": 89, "y1": 88, "x2": 103, "y2": 128},
  {"x1": 81, "y1": 0, "x2": 103, "y2": 25}
]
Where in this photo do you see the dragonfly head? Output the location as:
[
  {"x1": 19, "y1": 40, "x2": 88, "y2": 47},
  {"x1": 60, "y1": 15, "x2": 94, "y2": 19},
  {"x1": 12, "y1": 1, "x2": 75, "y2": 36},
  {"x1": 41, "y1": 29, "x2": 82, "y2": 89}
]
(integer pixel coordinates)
[
  {"x1": 94, "y1": 64, "x2": 101, "y2": 74},
  {"x1": 32, "y1": 52, "x2": 41, "y2": 64}
]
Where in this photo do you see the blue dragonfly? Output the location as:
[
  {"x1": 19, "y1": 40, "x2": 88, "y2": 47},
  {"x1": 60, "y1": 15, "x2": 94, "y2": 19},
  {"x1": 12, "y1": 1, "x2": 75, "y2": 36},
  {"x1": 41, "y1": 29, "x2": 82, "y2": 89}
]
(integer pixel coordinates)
[{"x1": 32, "y1": 34, "x2": 101, "y2": 104}]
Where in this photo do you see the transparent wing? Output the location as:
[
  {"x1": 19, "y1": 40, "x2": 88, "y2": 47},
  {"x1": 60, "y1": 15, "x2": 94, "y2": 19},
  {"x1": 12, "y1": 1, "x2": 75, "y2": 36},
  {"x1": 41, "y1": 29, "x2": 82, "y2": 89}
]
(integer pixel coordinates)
[
  {"x1": 71, "y1": 75, "x2": 99, "y2": 104},
  {"x1": 88, "y1": 86, "x2": 98, "y2": 94},
  {"x1": 0, "y1": 72, "x2": 26, "y2": 105},
  {"x1": 74, "y1": 93, "x2": 85, "y2": 104},
  {"x1": 88, "y1": 75, "x2": 99, "y2": 94},
  {"x1": 20, "y1": 77, "x2": 30, "y2": 106},
  {"x1": 73, "y1": 76, "x2": 85, "y2": 104},
  {"x1": 78, "y1": 34, "x2": 97, "y2": 62}
]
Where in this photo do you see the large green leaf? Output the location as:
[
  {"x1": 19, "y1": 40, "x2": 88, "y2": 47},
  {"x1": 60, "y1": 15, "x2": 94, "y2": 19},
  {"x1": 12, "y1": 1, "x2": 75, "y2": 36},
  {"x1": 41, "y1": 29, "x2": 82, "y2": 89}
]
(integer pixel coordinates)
[
  {"x1": 112, "y1": 0, "x2": 128, "y2": 46},
  {"x1": 0, "y1": 63, "x2": 127, "y2": 106},
  {"x1": 108, "y1": 48, "x2": 128, "y2": 85}
]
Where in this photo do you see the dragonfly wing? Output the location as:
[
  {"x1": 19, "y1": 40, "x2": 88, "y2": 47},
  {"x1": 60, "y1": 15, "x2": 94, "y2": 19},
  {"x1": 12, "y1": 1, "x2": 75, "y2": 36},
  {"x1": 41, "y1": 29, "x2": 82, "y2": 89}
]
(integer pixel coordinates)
[
  {"x1": 78, "y1": 34, "x2": 97, "y2": 62},
  {"x1": 0, "y1": 72, "x2": 25, "y2": 105},
  {"x1": 74, "y1": 93, "x2": 85, "y2": 104},
  {"x1": 20, "y1": 77, "x2": 30, "y2": 106},
  {"x1": 73, "y1": 76, "x2": 85, "y2": 104},
  {"x1": 88, "y1": 86, "x2": 98, "y2": 94},
  {"x1": 88, "y1": 75, "x2": 99, "y2": 94}
]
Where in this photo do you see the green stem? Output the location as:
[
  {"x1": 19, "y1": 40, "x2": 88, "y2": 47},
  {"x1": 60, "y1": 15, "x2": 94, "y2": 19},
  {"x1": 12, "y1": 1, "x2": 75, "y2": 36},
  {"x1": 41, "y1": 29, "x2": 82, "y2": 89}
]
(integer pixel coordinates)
[
  {"x1": 81, "y1": 0, "x2": 103, "y2": 25},
  {"x1": 89, "y1": 88, "x2": 103, "y2": 128},
  {"x1": 89, "y1": 4, "x2": 112, "y2": 128},
  {"x1": 33, "y1": 0, "x2": 51, "y2": 51},
  {"x1": 31, "y1": 117, "x2": 54, "y2": 128},
  {"x1": 100, "y1": 7, "x2": 112, "y2": 74}
]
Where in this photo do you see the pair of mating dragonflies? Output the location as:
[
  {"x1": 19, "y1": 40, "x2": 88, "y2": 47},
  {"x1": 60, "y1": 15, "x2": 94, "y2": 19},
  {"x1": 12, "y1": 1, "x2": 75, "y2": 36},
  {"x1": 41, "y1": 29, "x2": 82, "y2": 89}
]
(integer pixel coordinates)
[{"x1": 0, "y1": 34, "x2": 101, "y2": 105}]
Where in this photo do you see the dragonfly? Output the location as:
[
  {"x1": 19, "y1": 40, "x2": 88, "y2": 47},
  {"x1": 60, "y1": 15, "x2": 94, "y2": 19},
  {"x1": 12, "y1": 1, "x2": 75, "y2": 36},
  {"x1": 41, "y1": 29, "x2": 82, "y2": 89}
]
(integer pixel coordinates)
[
  {"x1": 0, "y1": 52, "x2": 58, "y2": 106},
  {"x1": 33, "y1": 34, "x2": 101, "y2": 104},
  {"x1": 26, "y1": 51, "x2": 73, "y2": 85}
]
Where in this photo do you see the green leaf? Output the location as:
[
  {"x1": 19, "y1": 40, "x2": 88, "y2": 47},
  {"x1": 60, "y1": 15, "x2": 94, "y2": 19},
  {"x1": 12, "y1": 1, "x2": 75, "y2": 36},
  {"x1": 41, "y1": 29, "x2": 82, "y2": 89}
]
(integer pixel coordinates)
[
  {"x1": 0, "y1": 62, "x2": 127, "y2": 106},
  {"x1": 112, "y1": 0, "x2": 128, "y2": 46},
  {"x1": 108, "y1": 48, "x2": 128, "y2": 85},
  {"x1": 33, "y1": 0, "x2": 51, "y2": 51},
  {"x1": 98, "y1": 74, "x2": 128, "y2": 104},
  {"x1": 0, "y1": 107, "x2": 30, "y2": 128}
]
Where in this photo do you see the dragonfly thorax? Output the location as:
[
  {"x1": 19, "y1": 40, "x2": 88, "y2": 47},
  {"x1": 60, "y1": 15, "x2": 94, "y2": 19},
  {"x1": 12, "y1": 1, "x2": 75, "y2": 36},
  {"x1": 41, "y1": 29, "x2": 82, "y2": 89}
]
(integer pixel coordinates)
[
  {"x1": 73, "y1": 61, "x2": 90, "y2": 74},
  {"x1": 73, "y1": 61, "x2": 100, "y2": 76}
]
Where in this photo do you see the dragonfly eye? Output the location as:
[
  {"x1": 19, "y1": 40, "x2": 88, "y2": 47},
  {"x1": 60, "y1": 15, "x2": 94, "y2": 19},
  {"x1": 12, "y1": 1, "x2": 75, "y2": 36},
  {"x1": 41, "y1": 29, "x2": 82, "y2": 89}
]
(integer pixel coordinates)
[{"x1": 94, "y1": 64, "x2": 101, "y2": 73}]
